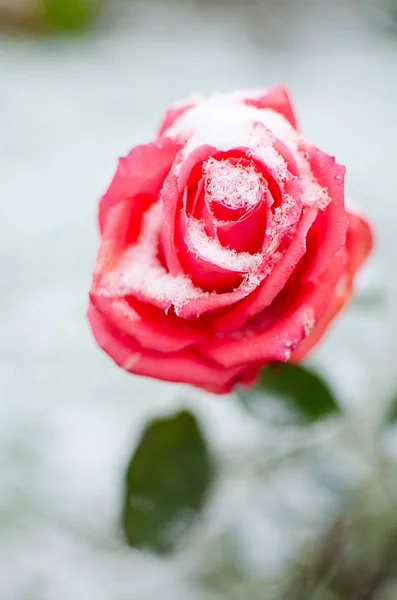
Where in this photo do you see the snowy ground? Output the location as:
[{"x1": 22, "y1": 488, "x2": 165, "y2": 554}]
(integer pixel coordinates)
[{"x1": 1, "y1": 1, "x2": 397, "y2": 598}]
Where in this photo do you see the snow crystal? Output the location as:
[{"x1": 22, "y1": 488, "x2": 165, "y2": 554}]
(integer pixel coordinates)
[
  {"x1": 247, "y1": 122, "x2": 288, "y2": 181},
  {"x1": 203, "y1": 158, "x2": 264, "y2": 209},
  {"x1": 240, "y1": 271, "x2": 262, "y2": 290},
  {"x1": 263, "y1": 195, "x2": 302, "y2": 261}
]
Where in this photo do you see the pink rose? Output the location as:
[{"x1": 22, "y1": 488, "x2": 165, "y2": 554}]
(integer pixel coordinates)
[{"x1": 88, "y1": 85, "x2": 373, "y2": 394}]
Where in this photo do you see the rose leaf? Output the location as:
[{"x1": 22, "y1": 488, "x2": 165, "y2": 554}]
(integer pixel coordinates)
[
  {"x1": 121, "y1": 410, "x2": 214, "y2": 554},
  {"x1": 239, "y1": 362, "x2": 340, "y2": 424}
]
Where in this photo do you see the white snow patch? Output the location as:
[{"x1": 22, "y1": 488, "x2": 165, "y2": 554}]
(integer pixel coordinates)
[
  {"x1": 168, "y1": 98, "x2": 288, "y2": 181},
  {"x1": 169, "y1": 96, "x2": 331, "y2": 210},
  {"x1": 99, "y1": 203, "x2": 206, "y2": 308},
  {"x1": 203, "y1": 158, "x2": 264, "y2": 210},
  {"x1": 255, "y1": 110, "x2": 331, "y2": 209}
]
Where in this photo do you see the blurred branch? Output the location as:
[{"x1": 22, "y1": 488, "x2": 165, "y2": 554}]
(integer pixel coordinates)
[{"x1": 285, "y1": 463, "x2": 397, "y2": 600}]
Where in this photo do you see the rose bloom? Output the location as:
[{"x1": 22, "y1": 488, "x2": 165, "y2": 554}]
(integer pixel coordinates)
[{"x1": 88, "y1": 85, "x2": 373, "y2": 394}]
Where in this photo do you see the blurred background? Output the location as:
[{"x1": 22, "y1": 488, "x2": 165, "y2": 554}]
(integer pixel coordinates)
[{"x1": 1, "y1": 1, "x2": 397, "y2": 599}]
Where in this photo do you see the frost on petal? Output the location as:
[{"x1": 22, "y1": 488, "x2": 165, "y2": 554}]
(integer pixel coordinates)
[
  {"x1": 203, "y1": 157, "x2": 265, "y2": 210},
  {"x1": 176, "y1": 217, "x2": 259, "y2": 293},
  {"x1": 160, "y1": 144, "x2": 216, "y2": 277},
  {"x1": 92, "y1": 198, "x2": 150, "y2": 288},
  {"x1": 97, "y1": 202, "x2": 207, "y2": 312},
  {"x1": 96, "y1": 197, "x2": 265, "y2": 319},
  {"x1": 157, "y1": 99, "x2": 198, "y2": 137},
  {"x1": 243, "y1": 84, "x2": 299, "y2": 129},
  {"x1": 214, "y1": 207, "x2": 318, "y2": 333},
  {"x1": 253, "y1": 110, "x2": 331, "y2": 209},
  {"x1": 185, "y1": 218, "x2": 262, "y2": 273},
  {"x1": 166, "y1": 99, "x2": 290, "y2": 182},
  {"x1": 303, "y1": 145, "x2": 348, "y2": 282}
]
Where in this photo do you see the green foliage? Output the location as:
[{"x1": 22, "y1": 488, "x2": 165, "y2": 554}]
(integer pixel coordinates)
[
  {"x1": 121, "y1": 410, "x2": 213, "y2": 554},
  {"x1": 284, "y1": 472, "x2": 397, "y2": 600},
  {"x1": 239, "y1": 362, "x2": 340, "y2": 424},
  {"x1": 40, "y1": 0, "x2": 92, "y2": 30},
  {"x1": 385, "y1": 392, "x2": 397, "y2": 426}
]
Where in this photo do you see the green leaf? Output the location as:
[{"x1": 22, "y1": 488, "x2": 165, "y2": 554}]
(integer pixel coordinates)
[
  {"x1": 239, "y1": 362, "x2": 339, "y2": 424},
  {"x1": 121, "y1": 410, "x2": 214, "y2": 554},
  {"x1": 385, "y1": 393, "x2": 397, "y2": 426},
  {"x1": 40, "y1": 0, "x2": 92, "y2": 30}
]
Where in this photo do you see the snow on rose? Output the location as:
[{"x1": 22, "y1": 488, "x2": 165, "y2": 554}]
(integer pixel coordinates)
[{"x1": 88, "y1": 85, "x2": 373, "y2": 394}]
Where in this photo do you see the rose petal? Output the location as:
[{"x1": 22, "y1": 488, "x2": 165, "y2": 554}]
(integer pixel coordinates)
[
  {"x1": 302, "y1": 144, "x2": 348, "y2": 281},
  {"x1": 158, "y1": 101, "x2": 196, "y2": 137},
  {"x1": 161, "y1": 144, "x2": 217, "y2": 276},
  {"x1": 95, "y1": 202, "x2": 210, "y2": 312},
  {"x1": 175, "y1": 286, "x2": 252, "y2": 319},
  {"x1": 244, "y1": 84, "x2": 299, "y2": 129},
  {"x1": 198, "y1": 250, "x2": 346, "y2": 368},
  {"x1": 92, "y1": 196, "x2": 153, "y2": 291},
  {"x1": 99, "y1": 137, "x2": 179, "y2": 234},
  {"x1": 90, "y1": 294, "x2": 207, "y2": 353},
  {"x1": 214, "y1": 206, "x2": 318, "y2": 332},
  {"x1": 176, "y1": 211, "x2": 264, "y2": 292},
  {"x1": 345, "y1": 207, "x2": 374, "y2": 277},
  {"x1": 291, "y1": 208, "x2": 373, "y2": 361},
  {"x1": 215, "y1": 200, "x2": 268, "y2": 254},
  {"x1": 88, "y1": 301, "x2": 245, "y2": 394},
  {"x1": 95, "y1": 200, "x2": 261, "y2": 319}
]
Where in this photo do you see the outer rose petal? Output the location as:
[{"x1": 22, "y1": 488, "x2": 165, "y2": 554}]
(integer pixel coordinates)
[
  {"x1": 92, "y1": 196, "x2": 154, "y2": 290},
  {"x1": 344, "y1": 208, "x2": 374, "y2": 277},
  {"x1": 291, "y1": 209, "x2": 373, "y2": 361},
  {"x1": 88, "y1": 301, "x2": 247, "y2": 395},
  {"x1": 303, "y1": 145, "x2": 348, "y2": 282},
  {"x1": 198, "y1": 250, "x2": 346, "y2": 368},
  {"x1": 157, "y1": 100, "x2": 196, "y2": 137},
  {"x1": 99, "y1": 137, "x2": 179, "y2": 234},
  {"x1": 90, "y1": 294, "x2": 207, "y2": 353},
  {"x1": 244, "y1": 84, "x2": 298, "y2": 129},
  {"x1": 92, "y1": 138, "x2": 180, "y2": 299}
]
